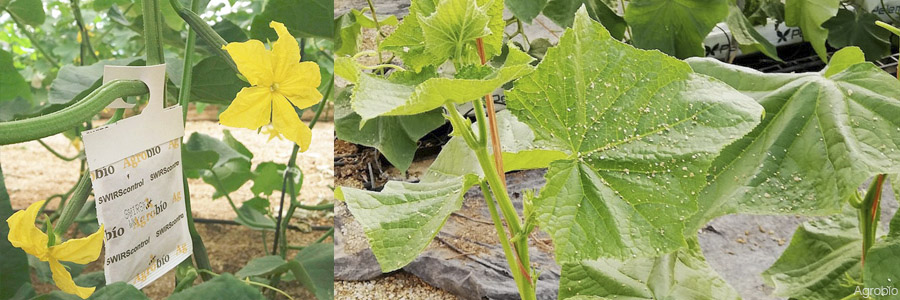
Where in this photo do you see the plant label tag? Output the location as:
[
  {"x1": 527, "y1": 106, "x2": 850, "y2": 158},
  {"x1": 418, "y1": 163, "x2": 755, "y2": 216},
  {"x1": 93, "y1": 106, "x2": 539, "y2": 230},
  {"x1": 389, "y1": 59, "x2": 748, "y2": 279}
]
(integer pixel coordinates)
[{"x1": 81, "y1": 64, "x2": 192, "y2": 289}]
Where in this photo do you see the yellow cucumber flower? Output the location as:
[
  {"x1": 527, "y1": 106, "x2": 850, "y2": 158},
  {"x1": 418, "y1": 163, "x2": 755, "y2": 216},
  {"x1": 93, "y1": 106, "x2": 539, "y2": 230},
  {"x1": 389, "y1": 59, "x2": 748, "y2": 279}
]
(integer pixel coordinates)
[
  {"x1": 7, "y1": 200, "x2": 105, "y2": 299},
  {"x1": 220, "y1": 21, "x2": 323, "y2": 151}
]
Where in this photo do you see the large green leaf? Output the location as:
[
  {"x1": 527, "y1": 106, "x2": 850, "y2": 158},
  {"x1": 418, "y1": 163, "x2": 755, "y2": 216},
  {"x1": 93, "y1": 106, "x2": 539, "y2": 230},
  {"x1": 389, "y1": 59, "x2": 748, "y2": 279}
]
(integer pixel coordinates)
[
  {"x1": 337, "y1": 133, "x2": 482, "y2": 271},
  {"x1": 762, "y1": 207, "x2": 862, "y2": 299},
  {"x1": 338, "y1": 174, "x2": 480, "y2": 271},
  {"x1": 0, "y1": 159, "x2": 30, "y2": 299},
  {"x1": 543, "y1": 0, "x2": 627, "y2": 40},
  {"x1": 724, "y1": 0, "x2": 781, "y2": 62},
  {"x1": 784, "y1": 0, "x2": 839, "y2": 62},
  {"x1": 351, "y1": 45, "x2": 534, "y2": 121},
  {"x1": 823, "y1": 9, "x2": 893, "y2": 62},
  {"x1": 249, "y1": 0, "x2": 333, "y2": 40},
  {"x1": 559, "y1": 238, "x2": 739, "y2": 299},
  {"x1": 5, "y1": 0, "x2": 44, "y2": 26},
  {"x1": 167, "y1": 273, "x2": 265, "y2": 300},
  {"x1": 864, "y1": 207, "x2": 900, "y2": 293},
  {"x1": 335, "y1": 86, "x2": 445, "y2": 172},
  {"x1": 624, "y1": 0, "x2": 728, "y2": 58},
  {"x1": 506, "y1": 0, "x2": 547, "y2": 23},
  {"x1": 48, "y1": 57, "x2": 141, "y2": 104},
  {"x1": 292, "y1": 243, "x2": 335, "y2": 300},
  {"x1": 686, "y1": 54, "x2": 900, "y2": 231},
  {"x1": 0, "y1": 49, "x2": 32, "y2": 110},
  {"x1": 182, "y1": 132, "x2": 252, "y2": 198},
  {"x1": 190, "y1": 56, "x2": 248, "y2": 105},
  {"x1": 505, "y1": 8, "x2": 762, "y2": 262}
]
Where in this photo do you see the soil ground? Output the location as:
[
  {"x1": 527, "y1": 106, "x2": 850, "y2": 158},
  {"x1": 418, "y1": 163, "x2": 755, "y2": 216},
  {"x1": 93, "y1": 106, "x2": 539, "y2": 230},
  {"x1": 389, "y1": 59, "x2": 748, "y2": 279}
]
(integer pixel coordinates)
[{"x1": 1, "y1": 107, "x2": 335, "y2": 299}]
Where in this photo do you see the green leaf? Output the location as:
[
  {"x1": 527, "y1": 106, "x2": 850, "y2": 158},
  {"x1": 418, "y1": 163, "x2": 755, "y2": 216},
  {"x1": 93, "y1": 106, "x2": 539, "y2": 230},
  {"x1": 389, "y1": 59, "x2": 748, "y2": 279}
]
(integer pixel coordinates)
[
  {"x1": 506, "y1": 0, "x2": 547, "y2": 23},
  {"x1": 762, "y1": 207, "x2": 861, "y2": 299},
  {"x1": 335, "y1": 86, "x2": 446, "y2": 172},
  {"x1": 559, "y1": 238, "x2": 739, "y2": 299},
  {"x1": 624, "y1": 0, "x2": 728, "y2": 58},
  {"x1": 686, "y1": 57, "x2": 900, "y2": 231},
  {"x1": 864, "y1": 237, "x2": 900, "y2": 293},
  {"x1": 0, "y1": 160, "x2": 30, "y2": 299},
  {"x1": 493, "y1": 110, "x2": 569, "y2": 172},
  {"x1": 506, "y1": 8, "x2": 762, "y2": 262},
  {"x1": 235, "y1": 256, "x2": 291, "y2": 279},
  {"x1": 334, "y1": 56, "x2": 359, "y2": 84},
  {"x1": 182, "y1": 132, "x2": 252, "y2": 198},
  {"x1": 249, "y1": 0, "x2": 333, "y2": 40},
  {"x1": 724, "y1": 0, "x2": 781, "y2": 62},
  {"x1": 48, "y1": 57, "x2": 141, "y2": 104},
  {"x1": 212, "y1": 19, "x2": 249, "y2": 43},
  {"x1": 784, "y1": 0, "x2": 839, "y2": 62},
  {"x1": 379, "y1": 0, "x2": 437, "y2": 72},
  {"x1": 190, "y1": 56, "x2": 248, "y2": 105},
  {"x1": 543, "y1": 0, "x2": 627, "y2": 40},
  {"x1": 823, "y1": 9, "x2": 892, "y2": 61},
  {"x1": 5, "y1": 0, "x2": 45, "y2": 26},
  {"x1": 351, "y1": 45, "x2": 534, "y2": 121},
  {"x1": 334, "y1": 13, "x2": 361, "y2": 57},
  {"x1": 381, "y1": 0, "x2": 503, "y2": 71},
  {"x1": 337, "y1": 135, "x2": 483, "y2": 271},
  {"x1": 88, "y1": 282, "x2": 148, "y2": 300},
  {"x1": 0, "y1": 49, "x2": 32, "y2": 106},
  {"x1": 823, "y1": 46, "x2": 864, "y2": 78},
  {"x1": 235, "y1": 201, "x2": 276, "y2": 230},
  {"x1": 250, "y1": 162, "x2": 287, "y2": 196},
  {"x1": 167, "y1": 273, "x2": 265, "y2": 300},
  {"x1": 291, "y1": 243, "x2": 335, "y2": 300},
  {"x1": 418, "y1": 0, "x2": 491, "y2": 66}
]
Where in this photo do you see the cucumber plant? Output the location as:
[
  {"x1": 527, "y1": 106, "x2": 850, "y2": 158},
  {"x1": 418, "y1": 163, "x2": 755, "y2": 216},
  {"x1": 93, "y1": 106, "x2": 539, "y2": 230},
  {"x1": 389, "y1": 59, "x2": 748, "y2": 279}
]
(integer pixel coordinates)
[
  {"x1": 336, "y1": 0, "x2": 900, "y2": 298},
  {"x1": 1, "y1": 0, "x2": 334, "y2": 298}
]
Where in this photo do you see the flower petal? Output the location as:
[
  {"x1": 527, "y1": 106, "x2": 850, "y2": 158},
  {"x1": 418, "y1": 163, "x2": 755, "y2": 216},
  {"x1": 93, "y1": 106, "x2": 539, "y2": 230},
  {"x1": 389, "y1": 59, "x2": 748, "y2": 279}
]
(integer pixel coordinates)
[
  {"x1": 50, "y1": 259, "x2": 95, "y2": 299},
  {"x1": 223, "y1": 39, "x2": 273, "y2": 86},
  {"x1": 219, "y1": 87, "x2": 274, "y2": 130},
  {"x1": 277, "y1": 61, "x2": 323, "y2": 109},
  {"x1": 269, "y1": 21, "x2": 300, "y2": 80},
  {"x1": 271, "y1": 95, "x2": 312, "y2": 151},
  {"x1": 7, "y1": 200, "x2": 49, "y2": 258},
  {"x1": 50, "y1": 225, "x2": 104, "y2": 264}
]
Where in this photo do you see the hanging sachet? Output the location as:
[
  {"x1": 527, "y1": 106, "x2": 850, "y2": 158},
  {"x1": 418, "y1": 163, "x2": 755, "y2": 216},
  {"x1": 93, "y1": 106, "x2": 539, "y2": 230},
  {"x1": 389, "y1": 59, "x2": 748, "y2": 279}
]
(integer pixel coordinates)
[{"x1": 82, "y1": 64, "x2": 192, "y2": 288}]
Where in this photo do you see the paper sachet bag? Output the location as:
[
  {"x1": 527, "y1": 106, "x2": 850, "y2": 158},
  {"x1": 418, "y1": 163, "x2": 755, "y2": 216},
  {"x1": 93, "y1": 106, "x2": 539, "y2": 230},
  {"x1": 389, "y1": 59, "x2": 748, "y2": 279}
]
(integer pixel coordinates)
[{"x1": 81, "y1": 64, "x2": 192, "y2": 288}]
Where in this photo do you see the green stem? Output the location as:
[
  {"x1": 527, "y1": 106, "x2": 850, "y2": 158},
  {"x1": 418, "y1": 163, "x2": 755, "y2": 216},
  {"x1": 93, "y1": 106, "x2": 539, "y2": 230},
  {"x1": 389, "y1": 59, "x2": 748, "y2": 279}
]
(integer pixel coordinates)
[
  {"x1": 314, "y1": 227, "x2": 333, "y2": 244},
  {"x1": 70, "y1": 0, "x2": 99, "y2": 64},
  {"x1": 177, "y1": 0, "x2": 213, "y2": 281},
  {"x1": 36, "y1": 140, "x2": 80, "y2": 161},
  {"x1": 53, "y1": 173, "x2": 91, "y2": 236},
  {"x1": 447, "y1": 103, "x2": 535, "y2": 299},
  {"x1": 364, "y1": 0, "x2": 384, "y2": 64},
  {"x1": 0, "y1": 80, "x2": 148, "y2": 145},
  {"x1": 293, "y1": 203, "x2": 333, "y2": 210},
  {"x1": 182, "y1": 176, "x2": 213, "y2": 281},
  {"x1": 142, "y1": 0, "x2": 165, "y2": 65},
  {"x1": 273, "y1": 145, "x2": 300, "y2": 256},
  {"x1": 9, "y1": 15, "x2": 60, "y2": 68},
  {"x1": 480, "y1": 181, "x2": 530, "y2": 298}
]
